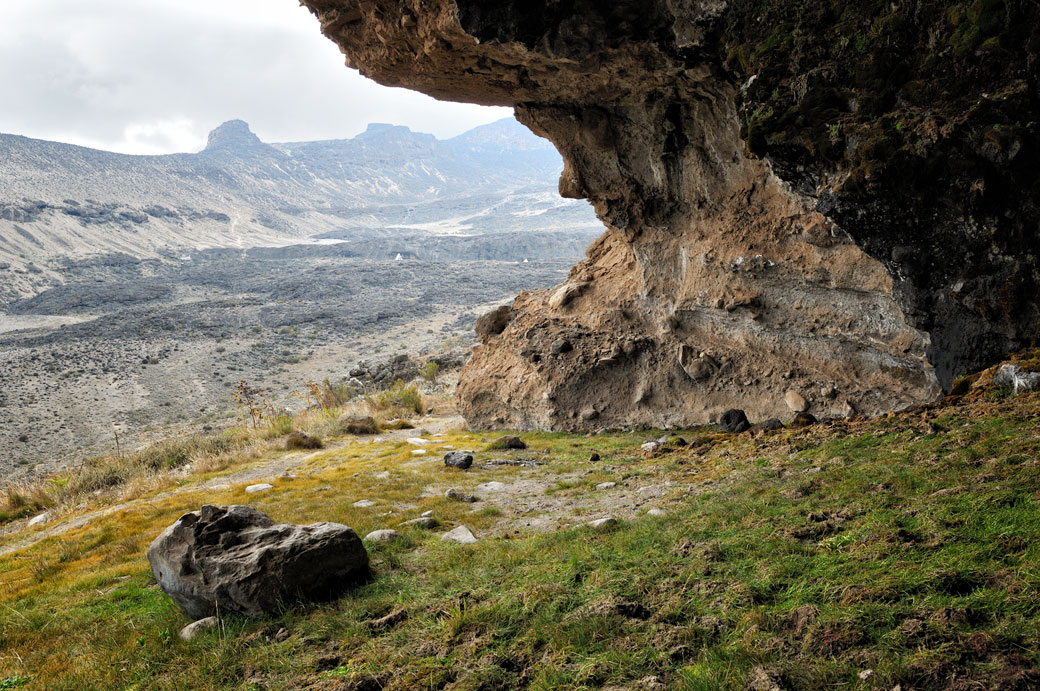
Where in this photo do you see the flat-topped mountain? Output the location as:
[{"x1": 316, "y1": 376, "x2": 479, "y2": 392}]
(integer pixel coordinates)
[{"x1": 0, "y1": 118, "x2": 600, "y2": 302}]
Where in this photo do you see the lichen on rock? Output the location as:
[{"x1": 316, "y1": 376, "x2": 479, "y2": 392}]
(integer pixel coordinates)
[{"x1": 300, "y1": 0, "x2": 1038, "y2": 430}]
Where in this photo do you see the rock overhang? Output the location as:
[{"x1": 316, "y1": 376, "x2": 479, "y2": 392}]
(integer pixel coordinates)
[{"x1": 299, "y1": 0, "x2": 1039, "y2": 430}]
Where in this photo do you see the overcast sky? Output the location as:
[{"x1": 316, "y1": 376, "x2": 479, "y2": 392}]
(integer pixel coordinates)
[{"x1": 0, "y1": 0, "x2": 512, "y2": 155}]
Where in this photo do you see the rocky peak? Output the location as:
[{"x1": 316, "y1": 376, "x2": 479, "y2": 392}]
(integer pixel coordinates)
[{"x1": 203, "y1": 120, "x2": 265, "y2": 152}]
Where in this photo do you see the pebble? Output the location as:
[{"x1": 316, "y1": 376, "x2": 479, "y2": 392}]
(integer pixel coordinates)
[
  {"x1": 179, "y1": 616, "x2": 219, "y2": 641},
  {"x1": 441, "y1": 525, "x2": 478, "y2": 544},
  {"x1": 244, "y1": 483, "x2": 273, "y2": 494}
]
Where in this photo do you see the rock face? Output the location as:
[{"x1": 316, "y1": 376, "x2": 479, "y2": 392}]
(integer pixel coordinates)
[
  {"x1": 301, "y1": 0, "x2": 1039, "y2": 429},
  {"x1": 148, "y1": 504, "x2": 369, "y2": 619}
]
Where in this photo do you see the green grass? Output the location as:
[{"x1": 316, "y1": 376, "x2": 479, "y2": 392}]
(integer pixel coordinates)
[{"x1": 1, "y1": 394, "x2": 1038, "y2": 689}]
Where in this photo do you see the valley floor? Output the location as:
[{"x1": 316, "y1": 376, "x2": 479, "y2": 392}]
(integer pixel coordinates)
[{"x1": 1, "y1": 387, "x2": 1038, "y2": 689}]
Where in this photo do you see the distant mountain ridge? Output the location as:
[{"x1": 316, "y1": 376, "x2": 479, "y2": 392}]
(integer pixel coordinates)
[{"x1": 0, "y1": 118, "x2": 600, "y2": 302}]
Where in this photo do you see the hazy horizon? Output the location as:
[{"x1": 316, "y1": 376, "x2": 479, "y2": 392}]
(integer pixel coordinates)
[{"x1": 0, "y1": 0, "x2": 511, "y2": 155}]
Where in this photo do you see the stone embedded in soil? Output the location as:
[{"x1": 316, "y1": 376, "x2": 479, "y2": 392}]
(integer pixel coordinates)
[
  {"x1": 596, "y1": 481, "x2": 617, "y2": 490},
  {"x1": 401, "y1": 516, "x2": 438, "y2": 529},
  {"x1": 148, "y1": 504, "x2": 368, "y2": 620},
  {"x1": 445, "y1": 488, "x2": 478, "y2": 502},
  {"x1": 353, "y1": 499, "x2": 375, "y2": 508},
  {"x1": 364, "y1": 529, "x2": 402, "y2": 543},
  {"x1": 587, "y1": 517, "x2": 619, "y2": 531},
  {"x1": 441, "y1": 525, "x2": 478, "y2": 544},
  {"x1": 785, "y1": 390, "x2": 809, "y2": 413},
  {"x1": 647, "y1": 509, "x2": 667, "y2": 517},
  {"x1": 244, "y1": 483, "x2": 273, "y2": 494},
  {"x1": 179, "y1": 616, "x2": 219, "y2": 641},
  {"x1": 749, "y1": 418, "x2": 784, "y2": 435}
]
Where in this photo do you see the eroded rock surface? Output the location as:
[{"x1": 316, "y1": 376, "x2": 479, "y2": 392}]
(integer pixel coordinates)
[
  {"x1": 148, "y1": 504, "x2": 368, "y2": 619},
  {"x1": 301, "y1": 0, "x2": 1039, "y2": 429}
]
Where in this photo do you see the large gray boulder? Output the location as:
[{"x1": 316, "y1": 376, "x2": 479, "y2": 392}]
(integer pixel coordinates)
[{"x1": 147, "y1": 504, "x2": 369, "y2": 619}]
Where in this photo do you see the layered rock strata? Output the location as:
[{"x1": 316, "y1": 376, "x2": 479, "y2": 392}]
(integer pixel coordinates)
[{"x1": 301, "y1": 0, "x2": 1039, "y2": 429}]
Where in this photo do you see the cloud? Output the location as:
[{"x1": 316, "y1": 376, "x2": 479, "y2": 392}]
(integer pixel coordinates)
[{"x1": 0, "y1": 0, "x2": 512, "y2": 154}]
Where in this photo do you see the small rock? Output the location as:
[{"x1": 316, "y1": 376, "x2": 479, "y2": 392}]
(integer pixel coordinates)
[
  {"x1": 785, "y1": 389, "x2": 809, "y2": 412},
  {"x1": 749, "y1": 418, "x2": 784, "y2": 435},
  {"x1": 364, "y1": 529, "x2": 402, "y2": 543},
  {"x1": 441, "y1": 525, "x2": 478, "y2": 544},
  {"x1": 373, "y1": 471, "x2": 390, "y2": 480},
  {"x1": 28, "y1": 512, "x2": 50, "y2": 527},
  {"x1": 406, "y1": 437, "x2": 431, "y2": 446},
  {"x1": 718, "y1": 409, "x2": 751, "y2": 433},
  {"x1": 790, "y1": 412, "x2": 818, "y2": 428},
  {"x1": 641, "y1": 441, "x2": 661, "y2": 453},
  {"x1": 647, "y1": 508, "x2": 667, "y2": 517},
  {"x1": 858, "y1": 669, "x2": 874, "y2": 681},
  {"x1": 596, "y1": 481, "x2": 617, "y2": 490},
  {"x1": 488, "y1": 435, "x2": 526, "y2": 450},
  {"x1": 244, "y1": 483, "x2": 273, "y2": 494},
  {"x1": 589, "y1": 453, "x2": 601, "y2": 462},
  {"x1": 820, "y1": 385, "x2": 838, "y2": 399},
  {"x1": 421, "y1": 510, "x2": 434, "y2": 518},
  {"x1": 445, "y1": 488, "x2": 478, "y2": 502},
  {"x1": 550, "y1": 338, "x2": 573, "y2": 355},
  {"x1": 994, "y1": 363, "x2": 1040, "y2": 395},
  {"x1": 179, "y1": 616, "x2": 219, "y2": 641},
  {"x1": 352, "y1": 499, "x2": 375, "y2": 508},
  {"x1": 840, "y1": 400, "x2": 856, "y2": 418},
  {"x1": 587, "y1": 517, "x2": 618, "y2": 531},
  {"x1": 444, "y1": 451, "x2": 474, "y2": 469},
  {"x1": 411, "y1": 449, "x2": 427, "y2": 456},
  {"x1": 401, "y1": 516, "x2": 438, "y2": 529}
]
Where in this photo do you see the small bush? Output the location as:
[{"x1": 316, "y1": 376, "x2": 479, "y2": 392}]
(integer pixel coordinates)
[
  {"x1": 342, "y1": 416, "x2": 380, "y2": 435},
  {"x1": 421, "y1": 361, "x2": 440, "y2": 382},
  {"x1": 285, "y1": 432, "x2": 323, "y2": 450},
  {"x1": 381, "y1": 419, "x2": 415, "y2": 431},
  {"x1": 368, "y1": 380, "x2": 424, "y2": 416},
  {"x1": 268, "y1": 415, "x2": 294, "y2": 437}
]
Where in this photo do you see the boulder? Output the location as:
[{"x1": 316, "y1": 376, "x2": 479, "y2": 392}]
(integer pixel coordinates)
[
  {"x1": 784, "y1": 390, "x2": 809, "y2": 413},
  {"x1": 718, "y1": 409, "x2": 751, "y2": 434},
  {"x1": 444, "y1": 451, "x2": 473, "y2": 469},
  {"x1": 148, "y1": 504, "x2": 368, "y2": 620}
]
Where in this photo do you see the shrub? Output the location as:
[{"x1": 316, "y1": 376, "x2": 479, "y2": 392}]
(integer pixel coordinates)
[
  {"x1": 285, "y1": 432, "x2": 323, "y2": 450},
  {"x1": 342, "y1": 416, "x2": 380, "y2": 435},
  {"x1": 369, "y1": 379, "x2": 424, "y2": 416},
  {"x1": 421, "y1": 361, "x2": 440, "y2": 382},
  {"x1": 267, "y1": 415, "x2": 294, "y2": 437}
]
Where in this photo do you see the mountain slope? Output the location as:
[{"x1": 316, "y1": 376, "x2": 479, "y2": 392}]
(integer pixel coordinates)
[{"x1": 0, "y1": 118, "x2": 599, "y2": 302}]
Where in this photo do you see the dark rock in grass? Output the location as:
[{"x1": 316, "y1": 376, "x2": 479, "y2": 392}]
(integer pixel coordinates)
[
  {"x1": 285, "y1": 432, "x2": 323, "y2": 450},
  {"x1": 718, "y1": 409, "x2": 751, "y2": 434},
  {"x1": 589, "y1": 452, "x2": 601, "y2": 462},
  {"x1": 444, "y1": 451, "x2": 474, "y2": 469},
  {"x1": 488, "y1": 435, "x2": 526, "y2": 450},
  {"x1": 749, "y1": 418, "x2": 784, "y2": 435},
  {"x1": 445, "y1": 488, "x2": 478, "y2": 502},
  {"x1": 148, "y1": 504, "x2": 368, "y2": 620},
  {"x1": 790, "y1": 412, "x2": 818, "y2": 428},
  {"x1": 342, "y1": 416, "x2": 379, "y2": 435}
]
